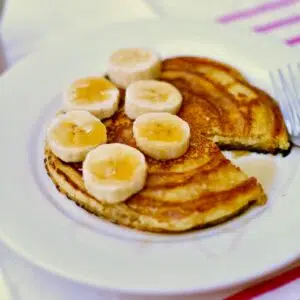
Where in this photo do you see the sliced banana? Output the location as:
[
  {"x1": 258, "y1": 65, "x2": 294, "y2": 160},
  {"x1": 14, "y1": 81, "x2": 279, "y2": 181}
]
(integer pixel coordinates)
[
  {"x1": 63, "y1": 76, "x2": 119, "y2": 120},
  {"x1": 82, "y1": 143, "x2": 147, "y2": 204},
  {"x1": 125, "y1": 80, "x2": 183, "y2": 119},
  {"x1": 107, "y1": 48, "x2": 161, "y2": 88},
  {"x1": 47, "y1": 110, "x2": 107, "y2": 162},
  {"x1": 133, "y1": 112, "x2": 190, "y2": 160}
]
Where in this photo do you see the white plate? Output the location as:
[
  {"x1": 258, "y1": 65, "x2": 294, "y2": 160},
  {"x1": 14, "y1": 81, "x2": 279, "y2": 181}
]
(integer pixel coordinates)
[{"x1": 0, "y1": 19, "x2": 300, "y2": 295}]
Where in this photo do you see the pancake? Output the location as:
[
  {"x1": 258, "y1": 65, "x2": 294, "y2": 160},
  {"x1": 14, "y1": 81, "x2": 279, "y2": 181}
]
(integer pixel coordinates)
[
  {"x1": 45, "y1": 108, "x2": 266, "y2": 233},
  {"x1": 43, "y1": 55, "x2": 291, "y2": 233},
  {"x1": 161, "y1": 56, "x2": 290, "y2": 154}
]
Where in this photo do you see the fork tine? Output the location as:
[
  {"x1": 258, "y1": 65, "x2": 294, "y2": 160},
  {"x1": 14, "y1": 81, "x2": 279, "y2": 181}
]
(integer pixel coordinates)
[
  {"x1": 290, "y1": 63, "x2": 300, "y2": 135},
  {"x1": 269, "y1": 71, "x2": 283, "y2": 110},
  {"x1": 277, "y1": 69, "x2": 297, "y2": 133},
  {"x1": 297, "y1": 62, "x2": 300, "y2": 94},
  {"x1": 295, "y1": 63, "x2": 300, "y2": 133},
  {"x1": 287, "y1": 64, "x2": 300, "y2": 108},
  {"x1": 291, "y1": 63, "x2": 300, "y2": 134},
  {"x1": 286, "y1": 64, "x2": 300, "y2": 134},
  {"x1": 277, "y1": 68, "x2": 299, "y2": 135},
  {"x1": 269, "y1": 71, "x2": 292, "y2": 134}
]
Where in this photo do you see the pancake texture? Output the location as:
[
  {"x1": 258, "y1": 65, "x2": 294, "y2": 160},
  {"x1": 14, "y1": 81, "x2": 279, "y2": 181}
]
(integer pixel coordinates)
[
  {"x1": 161, "y1": 57, "x2": 290, "y2": 154},
  {"x1": 43, "y1": 56, "x2": 290, "y2": 233},
  {"x1": 45, "y1": 107, "x2": 266, "y2": 232}
]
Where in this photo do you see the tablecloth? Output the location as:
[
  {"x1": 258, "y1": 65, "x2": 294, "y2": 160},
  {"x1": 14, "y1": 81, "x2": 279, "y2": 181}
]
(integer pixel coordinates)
[{"x1": 0, "y1": 0, "x2": 299, "y2": 299}]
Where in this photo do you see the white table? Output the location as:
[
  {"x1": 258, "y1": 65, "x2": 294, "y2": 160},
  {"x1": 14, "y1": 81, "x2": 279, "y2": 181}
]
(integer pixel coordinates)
[
  {"x1": 2, "y1": 0, "x2": 299, "y2": 67},
  {"x1": 1, "y1": 1, "x2": 299, "y2": 299}
]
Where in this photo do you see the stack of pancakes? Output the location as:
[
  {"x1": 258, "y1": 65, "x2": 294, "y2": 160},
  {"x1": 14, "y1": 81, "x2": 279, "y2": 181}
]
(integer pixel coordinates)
[{"x1": 45, "y1": 56, "x2": 290, "y2": 233}]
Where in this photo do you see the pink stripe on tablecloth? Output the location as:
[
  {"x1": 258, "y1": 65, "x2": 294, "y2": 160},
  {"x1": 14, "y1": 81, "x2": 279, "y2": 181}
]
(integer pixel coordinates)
[
  {"x1": 286, "y1": 34, "x2": 300, "y2": 45},
  {"x1": 217, "y1": 0, "x2": 300, "y2": 24},
  {"x1": 225, "y1": 266, "x2": 300, "y2": 300},
  {"x1": 254, "y1": 15, "x2": 300, "y2": 32}
]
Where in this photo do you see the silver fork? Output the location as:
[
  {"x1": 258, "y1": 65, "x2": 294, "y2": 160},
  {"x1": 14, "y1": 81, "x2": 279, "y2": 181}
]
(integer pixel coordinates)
[{"x1": 269, "y1": 62, "x2": 300, "y2": 146}]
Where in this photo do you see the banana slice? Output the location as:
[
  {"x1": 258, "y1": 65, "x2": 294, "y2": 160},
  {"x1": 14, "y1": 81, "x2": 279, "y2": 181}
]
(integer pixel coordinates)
[
  {"x1": 125, "y1": 80, "x2": 183, "y2": 119},
  {"x1": 47, "y1": 110, "x2": 107, "y2": 162},
  {"x1": 82, "y1": 143, "x2": 147, "y2": 204},
  {"x1": 133, "y1": 112, "x2": 190, "y2": 160},
  {"x1": 107, "y1": 48, "x2": 161, "y2": 88},
  {"x1": 63, "y1": 77, "x2": 119, "y2": 120}
]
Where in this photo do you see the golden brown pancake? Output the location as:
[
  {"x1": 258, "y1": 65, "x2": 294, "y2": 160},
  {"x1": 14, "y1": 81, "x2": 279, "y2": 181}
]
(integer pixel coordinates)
[
  {"x1": 161, "y1": 56, "x2": 290, "y2": 154},
  {"x1": 43, "y1": 55, "x2": 292, "y2": 233},
  {"x1": 45, "y1": 107, "x2": 266, "y2": 233}
]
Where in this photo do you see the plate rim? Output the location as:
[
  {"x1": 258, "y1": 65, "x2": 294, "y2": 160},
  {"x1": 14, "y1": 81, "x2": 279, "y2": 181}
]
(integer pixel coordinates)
[{"x1": 1, "y1": 17, "x2": 300, "y2": 295}]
